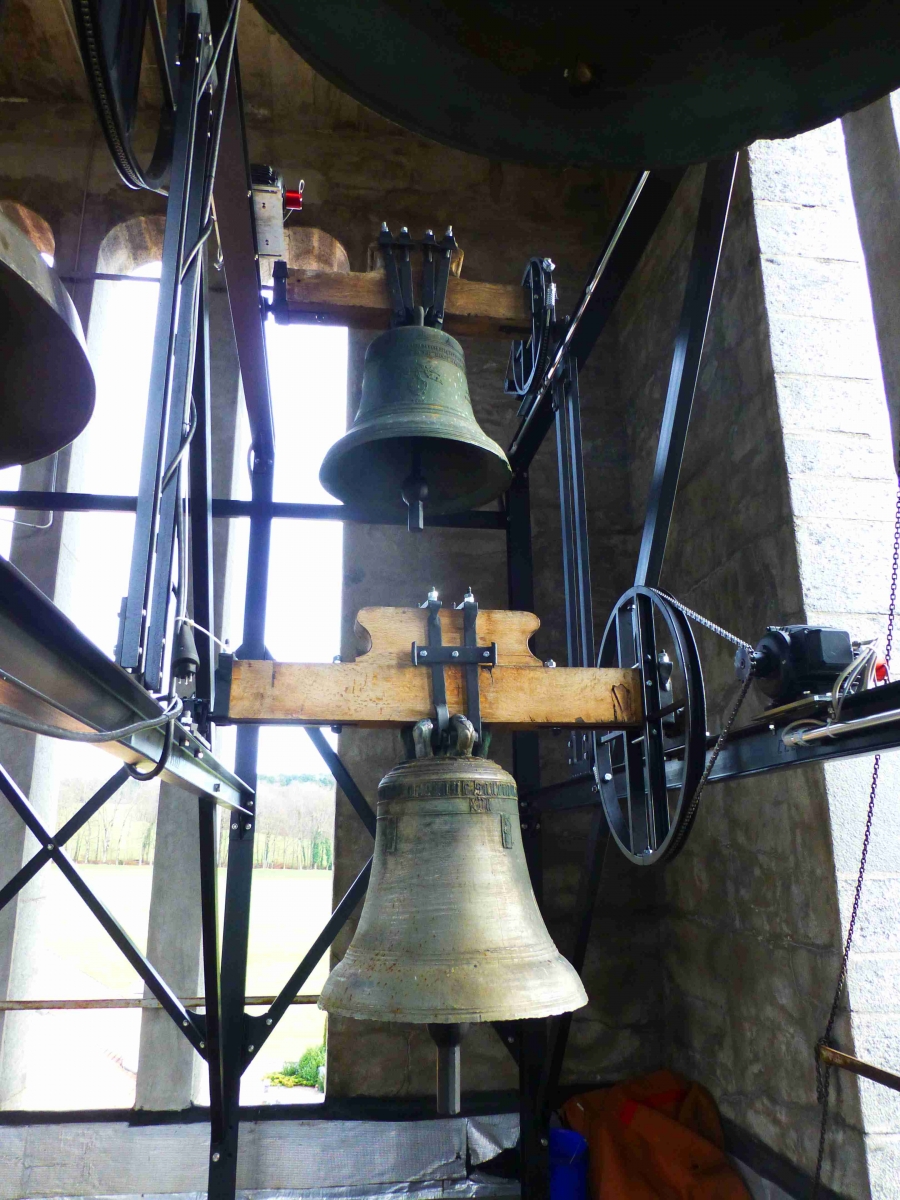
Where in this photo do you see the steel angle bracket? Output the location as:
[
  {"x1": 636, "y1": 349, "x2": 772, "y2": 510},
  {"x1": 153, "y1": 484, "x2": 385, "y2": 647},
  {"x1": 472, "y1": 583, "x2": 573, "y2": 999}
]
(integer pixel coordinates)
[{"x1": 0, "y1": 556, "x2": 251, "y2": 812}]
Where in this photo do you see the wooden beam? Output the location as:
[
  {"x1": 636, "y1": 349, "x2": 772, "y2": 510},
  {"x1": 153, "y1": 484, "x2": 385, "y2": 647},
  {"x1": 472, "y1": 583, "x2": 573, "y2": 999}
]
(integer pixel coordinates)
[
  {"x1": 226, "y1": 659, "x2": 640, "y2": 730},
  {"x1": 283, "y1": 269, "x2": 529, "y2": 339},
  {"x1": 221, "y1": 607, "x2": 643, "y2": 729}
]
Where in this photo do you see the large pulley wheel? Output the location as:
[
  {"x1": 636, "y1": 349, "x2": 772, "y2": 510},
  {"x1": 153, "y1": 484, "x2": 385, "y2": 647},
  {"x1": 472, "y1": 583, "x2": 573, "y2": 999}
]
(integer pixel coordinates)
[
  {"x1": 597, "y1": 587, "x2": 706, "y2": 866},
  {"x1": 73, "y1": 0, "x2": 179, "y2": 192}
]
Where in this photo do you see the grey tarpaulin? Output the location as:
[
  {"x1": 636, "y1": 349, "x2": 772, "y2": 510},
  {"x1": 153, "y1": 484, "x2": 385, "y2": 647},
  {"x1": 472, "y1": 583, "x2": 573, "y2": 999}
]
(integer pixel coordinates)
[{"x1": 0, "y1": 1114, "x2": 520, "y2": 1199}]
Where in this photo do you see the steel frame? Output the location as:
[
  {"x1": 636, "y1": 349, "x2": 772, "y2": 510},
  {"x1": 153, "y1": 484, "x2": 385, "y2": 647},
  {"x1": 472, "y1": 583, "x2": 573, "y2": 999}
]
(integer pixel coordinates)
[{"x1": 5, "y1": 24, "x2": 900, "y2": 1197}]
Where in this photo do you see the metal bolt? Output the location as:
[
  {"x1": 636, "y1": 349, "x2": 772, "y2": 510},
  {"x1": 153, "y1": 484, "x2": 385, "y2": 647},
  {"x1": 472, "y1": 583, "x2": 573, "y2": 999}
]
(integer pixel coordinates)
[
  {"x1": 381, "y1": 221, "x2": 388, "y2": 232},
  {"x1": 646, "y1": 679, "x2": 653, "y2": 688},
  {"x1": 540, "y1": 1136, "x2": 549, "y2": 1148},
  {"x1": 212, "y1": 1152, "x2": 221, "y2": 1163},
  {"x1": 451, "y1": 650, "x2": 459, "y2": 658},
  {"x1": 400, "y1": 226, "x2": 408, "y2": 234},
  {"x1": 507, "y1": 1036, "x2": 515, "y2": 1044},
  {"x1": 333, "y1": 654, "x2": 342, "y2": 663},
  {"x1": 183, "y1": 1020, "x2": 189, "y2": 1027},
  {"x1": 265, "y1": 1017, "x2": 273, "y2": 1026},
  {"x1": 199, "y1": 1041, "x2": 206, "y2": 1049},
  {"x1": 544, "y1": 659, "x2": 556, "y2": 668},
  {"x1": 46, "y1": 843, "x2": 54, "y2": 851},
  {"x1": 426, "y1": 229, "x2": 434, "y2": 237},
  {"x1": 247, "y1": 1044, "x2": 255, "y2": 1052},
  {"x1": 231, "y1": 822, "x2": 238, "y2": 830},
  {"x1": 420, "y1": 650, "x2": 428, "y2": 658},
  {"x1": 445, "y1": 225, "x2": 453, "y2": 237},
  {"x1": 769, "y1": 724, "x2": 776, "y2": 732},
  {"x1": 245, "y1": 822, "x2": 252, "y2": 830},
  {"x1": 603, "y1": 772, "x2": 613, "y2": 782},
  {"x1": 483, "y1": 651, "x2": 490, "y2": 659}
]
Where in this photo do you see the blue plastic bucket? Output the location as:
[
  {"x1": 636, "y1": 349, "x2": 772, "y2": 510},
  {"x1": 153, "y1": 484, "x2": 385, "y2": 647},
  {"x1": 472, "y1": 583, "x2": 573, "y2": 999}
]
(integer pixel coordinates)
[{"x1": 549, "y1": 1127, "x2": 589, "y2": 1200}]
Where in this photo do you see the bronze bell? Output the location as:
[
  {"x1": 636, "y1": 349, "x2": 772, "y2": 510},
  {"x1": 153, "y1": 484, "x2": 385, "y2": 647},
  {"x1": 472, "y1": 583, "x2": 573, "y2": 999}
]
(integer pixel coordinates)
[
  {"x1": 0, "y1": 211, "x2": 95, "y2": 469},
  {"x1": 319, "y1": 324, "x2": 511, "y2": 523},
  {"x1": 319, "y1": 743, "x2": 587, "y2": 1026}
]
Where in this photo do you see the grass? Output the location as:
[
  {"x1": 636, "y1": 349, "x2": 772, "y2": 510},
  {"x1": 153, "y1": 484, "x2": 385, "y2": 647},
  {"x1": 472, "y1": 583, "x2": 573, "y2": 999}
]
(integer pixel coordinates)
[{"x1": 23, "y1": 864, "x2": 334, "y2": 1107}]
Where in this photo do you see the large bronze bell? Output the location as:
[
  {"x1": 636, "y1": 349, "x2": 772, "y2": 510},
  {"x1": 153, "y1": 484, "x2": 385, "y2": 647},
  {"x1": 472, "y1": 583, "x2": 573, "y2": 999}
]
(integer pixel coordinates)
[
  {"x1": 0, "y1": 212, "x2": 95, "y2": 469},
  {"x1": 249, "y1": 0, "x2": 900, "y2": 170},
  {"x1": 319, "y1": 745, "x2": 587, "y2": 1025},
  {"x1": 319, "y1": 324, "x2": 511, "y2": 520}
]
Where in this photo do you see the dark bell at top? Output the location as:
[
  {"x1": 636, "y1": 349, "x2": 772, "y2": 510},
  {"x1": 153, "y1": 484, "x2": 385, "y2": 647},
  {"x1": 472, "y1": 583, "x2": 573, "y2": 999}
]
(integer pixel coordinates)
[
  {"x1": 319, "y1": 323, "x2": 512, "y2": 522},
  {"x1": 245, "y1": 0, "x2": 900, "y2": 169}
]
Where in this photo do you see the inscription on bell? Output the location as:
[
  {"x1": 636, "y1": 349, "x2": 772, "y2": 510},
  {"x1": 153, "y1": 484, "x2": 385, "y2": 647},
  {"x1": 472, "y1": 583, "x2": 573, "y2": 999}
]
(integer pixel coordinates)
[
  {"x1": 469, "y1": 797, "x2": 492, "y2": 814},
  {"x1": 381, "y1": 778, "x2": 517, "y2": 801}
]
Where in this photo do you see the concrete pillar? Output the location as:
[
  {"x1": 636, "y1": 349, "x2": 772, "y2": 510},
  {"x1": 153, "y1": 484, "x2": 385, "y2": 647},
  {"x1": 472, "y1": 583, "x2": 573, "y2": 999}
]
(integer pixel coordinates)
[
  {"x1": 748, "y1": 123, "x2": 899, "y2": 1196},
  {"x1": 842, "y1": 94, "x2": 900, "y2": 468},
  {"x1": 0, "y1": 197, "x2": 96, "y2": 1105},
  {"x1": 0, "y1": 453, "x2": 70, "y2": 1105},
  {"x1": 134, "y1": 276, "x2": 243, "y2": 1110}
]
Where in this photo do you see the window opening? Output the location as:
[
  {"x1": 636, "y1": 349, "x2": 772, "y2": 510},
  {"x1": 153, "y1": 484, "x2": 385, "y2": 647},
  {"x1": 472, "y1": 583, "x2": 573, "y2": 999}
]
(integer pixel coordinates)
[
  {"x1": 211, "y1": 320, "x2": 347, "y2": 1106},
  {"x1": 1, "y1": 261, "x2": 163, "y2": 1109}
]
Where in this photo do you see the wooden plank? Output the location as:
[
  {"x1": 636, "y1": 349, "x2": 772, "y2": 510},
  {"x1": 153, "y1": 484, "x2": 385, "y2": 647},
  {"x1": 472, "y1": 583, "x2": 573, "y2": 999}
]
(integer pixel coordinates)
[
  {"x1": 354, "y1": 607, "x2": 541, "y2": 667},
  {"x1": 224, "y1": 607, "x2": 643, "y2": 728},
  {"x1": 284, "y1": 269, "x2": 529, "y2": 339},
  {"x1": 227, "y1": 661, "x2": 640, "y2": 729}
]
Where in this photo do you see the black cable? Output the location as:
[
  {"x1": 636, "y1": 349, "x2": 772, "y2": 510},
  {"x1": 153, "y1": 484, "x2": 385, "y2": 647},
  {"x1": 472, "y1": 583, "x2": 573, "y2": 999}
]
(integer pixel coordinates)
[
  {"x1": 161, "y1": 399, "x2": 198, "y2": 491},
  {"x1": 125, "y1": 715, "x2": 176, "y2": 782}
]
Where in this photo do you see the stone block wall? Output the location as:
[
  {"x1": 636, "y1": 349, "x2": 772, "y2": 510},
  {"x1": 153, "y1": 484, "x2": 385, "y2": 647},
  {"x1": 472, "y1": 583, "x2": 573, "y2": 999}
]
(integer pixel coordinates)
[{"x1": 598, "y1": 121, "x2": 900, "y2": 1196}]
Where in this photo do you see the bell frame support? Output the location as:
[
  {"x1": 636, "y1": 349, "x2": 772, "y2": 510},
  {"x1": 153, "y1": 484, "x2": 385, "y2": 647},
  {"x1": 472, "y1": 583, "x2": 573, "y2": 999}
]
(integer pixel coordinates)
[{"x1": 7, "y1": 38, "x2": 900, "y2": 1200}]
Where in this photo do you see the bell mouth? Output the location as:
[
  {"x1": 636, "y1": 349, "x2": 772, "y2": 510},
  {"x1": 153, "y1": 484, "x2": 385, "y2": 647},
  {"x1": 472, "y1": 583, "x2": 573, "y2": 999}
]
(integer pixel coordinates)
[
  {"x1": 319, "y1": 430, "x2": 512, "y2": 515},
  {"x1": 318, "y1": 944, "x2": 588, "y2": 1024}
]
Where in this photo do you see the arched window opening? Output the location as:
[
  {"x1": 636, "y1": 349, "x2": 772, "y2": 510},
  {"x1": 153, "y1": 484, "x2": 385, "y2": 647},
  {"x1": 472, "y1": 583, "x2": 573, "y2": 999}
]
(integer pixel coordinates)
[{"x1": 3, "y1": 218, "x2": 166, "y2": 1111}]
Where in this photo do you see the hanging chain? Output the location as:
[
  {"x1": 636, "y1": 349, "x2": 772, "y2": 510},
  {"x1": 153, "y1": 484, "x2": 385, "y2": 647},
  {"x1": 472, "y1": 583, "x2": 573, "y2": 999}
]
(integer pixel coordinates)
[
  {"x1": 649, "y1": 588, "x2": 755, "y2": 855},
  {"x1": 811, "y1": 484, "x2": 900, "y2": 1198}
]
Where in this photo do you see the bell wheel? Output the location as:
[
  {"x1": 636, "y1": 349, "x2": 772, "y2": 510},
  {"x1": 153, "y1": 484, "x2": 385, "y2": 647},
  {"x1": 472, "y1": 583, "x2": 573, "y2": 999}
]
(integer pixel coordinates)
[
  {"x1": 597, "y1": 587, "x2": 706, "y2": 866},
  {"x1": 73, "y1": 0, "x2": 179, "y2": 193}
]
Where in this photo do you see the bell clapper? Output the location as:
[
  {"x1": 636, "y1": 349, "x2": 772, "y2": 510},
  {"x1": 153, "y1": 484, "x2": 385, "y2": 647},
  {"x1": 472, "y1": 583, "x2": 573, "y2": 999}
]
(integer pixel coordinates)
[
  {"x1": 401, "y1": 445, "x2": 428, "y2": 532},
  {"x1": 428, "y1": 1022, "x2": 468, "y2": 1115}
]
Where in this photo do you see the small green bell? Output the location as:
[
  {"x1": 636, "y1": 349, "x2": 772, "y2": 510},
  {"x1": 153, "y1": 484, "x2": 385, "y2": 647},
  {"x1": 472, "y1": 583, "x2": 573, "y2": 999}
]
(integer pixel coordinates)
[{"x1": 319, "y1": 324, "x2": 511, "y2": 525}]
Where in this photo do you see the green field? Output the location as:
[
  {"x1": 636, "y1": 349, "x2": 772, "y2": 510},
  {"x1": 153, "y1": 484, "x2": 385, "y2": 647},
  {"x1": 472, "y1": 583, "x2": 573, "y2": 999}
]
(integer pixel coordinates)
[{"x1": 9, "y1": 865, "x2": 333, "y2": 1110}]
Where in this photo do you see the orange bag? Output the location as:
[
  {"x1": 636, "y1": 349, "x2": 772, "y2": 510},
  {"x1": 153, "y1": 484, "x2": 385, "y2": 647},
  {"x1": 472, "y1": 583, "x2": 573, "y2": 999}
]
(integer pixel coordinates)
[{"x1": 562, "y1": 1071, "x2": 750, "y2": 1199}]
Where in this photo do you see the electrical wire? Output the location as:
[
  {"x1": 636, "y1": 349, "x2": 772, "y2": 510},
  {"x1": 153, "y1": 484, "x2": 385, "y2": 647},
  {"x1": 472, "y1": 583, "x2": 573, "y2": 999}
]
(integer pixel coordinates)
[
  {"x1": 177, "y1": 617, "x2": 230, "y2": 651},
  {"x1": 180, "y1": 218, "x2": 215, "y2": 282},
  {"x1": 198, "y1": 0, "x2": 240, "y2": 97},
  {"x1": 831, "y1": 641, "x2": 879, "y2": 725},
  {"x1": 125, "y1": 713, "x2": 175, "y2": 781},
  {"x1": 161, "y1": 399, "x2": 197, "y2": 492},
  {"x1": 0, "y1": 694, "x2": 182, "y2": 743}
]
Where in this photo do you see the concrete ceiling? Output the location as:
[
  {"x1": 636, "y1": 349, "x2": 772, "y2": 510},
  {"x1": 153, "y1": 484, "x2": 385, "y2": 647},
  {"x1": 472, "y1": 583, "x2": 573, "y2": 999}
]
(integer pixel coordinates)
[{"x1": 0, "y1": 0, "x2": 388, "y2": 130}]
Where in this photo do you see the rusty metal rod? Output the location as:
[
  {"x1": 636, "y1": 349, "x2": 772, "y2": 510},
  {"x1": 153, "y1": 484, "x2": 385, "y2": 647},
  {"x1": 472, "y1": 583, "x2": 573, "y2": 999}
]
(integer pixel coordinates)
[
  {"x1": 0, "y1": 994, "x2": 319, "y2": 1011},
  {"x1": 818, "y1": 1045, "x2": 900, "y2": 1094}
]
